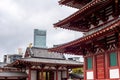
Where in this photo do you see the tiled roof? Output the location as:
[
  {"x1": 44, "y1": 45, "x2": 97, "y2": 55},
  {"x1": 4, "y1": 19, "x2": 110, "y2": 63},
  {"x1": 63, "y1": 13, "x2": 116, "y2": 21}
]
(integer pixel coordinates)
[
  {"x1": 50, "y1": 18, "x2": 120, "y2": 54},
  {"x1": 26, "y1": 47, "x2": 65, "y2": 60},
  {"x1": 8, "y1": 47, "x2": 84, "y2": 68},
  {"x1": 54, "y1": 0, "x2": 108, "y2": 27},
  {"x1": 17, "y1": 57, "x2": 83, "y2": 66}
]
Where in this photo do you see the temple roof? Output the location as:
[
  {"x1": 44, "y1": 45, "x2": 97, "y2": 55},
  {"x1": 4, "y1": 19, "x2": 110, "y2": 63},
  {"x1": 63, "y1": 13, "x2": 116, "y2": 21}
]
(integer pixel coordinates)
[
  {"x1": 54, "y1": 0, "x2": 111, "y2": 32},
  {"x1": 8, "y1": 47, "x2": 83, "y2": 68},
  {"x1": 59, "y1": 0, "x2": 92, "y2": 9},
  {"x1": 9, "y1": 57, "x2": 82, "y2": 67},
  {"x1": 25, "y1": 47, "x2": 65, "y2": 60},
  {"x1": 50, "y1": 18, "x2": 120, "y2": 54}
]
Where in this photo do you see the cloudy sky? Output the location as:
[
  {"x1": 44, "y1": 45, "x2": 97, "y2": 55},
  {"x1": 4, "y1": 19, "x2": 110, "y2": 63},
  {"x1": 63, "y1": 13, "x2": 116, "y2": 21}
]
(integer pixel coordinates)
[{"x1": 0, "y1": 0, "x2": 83, "y2": 61}]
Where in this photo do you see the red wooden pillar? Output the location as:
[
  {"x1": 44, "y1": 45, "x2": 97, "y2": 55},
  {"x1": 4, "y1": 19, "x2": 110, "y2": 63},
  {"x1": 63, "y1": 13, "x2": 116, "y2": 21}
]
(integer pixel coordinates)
[
  {"x1": 93, "y1": 55, "x2": 96, "y2": 79},
  {"x1": 117, "y1": 48, "x2": 120, "y2": 79},
  {"x1": 67, "y1": 68, "x2": 69, "y2": 79},
  {"x1": 105, "y1": 51, "x2": 109, "y2": 79},
  {"x1": 118, "y1": 33, "x2": 120, "y2": 77},
  {"x1": 18, "y1": 77, "x2": 20, "y2": 80},
  {"x1": 28, "y1": 68, "x2": 31, "y2": 80},
  {"x1": 46, "y1": 72, "x2": 48, "y2": 80},
  {"x1": 84, "y1": 57, "x2": 87, "y2": 80},
  {"x1": 5, "y1": 77, "x2": 7, "y2": 80},
  {"x1": 56, "y1": 67, "x2": 58, "y2": 80},
  {"x1": 41, "y1": 66, "x2": 44, "y2": 80}
]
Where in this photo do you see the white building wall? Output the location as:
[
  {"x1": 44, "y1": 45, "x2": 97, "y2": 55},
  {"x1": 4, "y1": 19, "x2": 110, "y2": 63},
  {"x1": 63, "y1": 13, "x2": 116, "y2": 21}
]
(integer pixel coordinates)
[
  {"x1": 62, "y1": 71, "x2": 67, "y2": 78},
  {"x1": 86, "y1": 71, "x2": 93, "y2": 80},
  {"x1": 58, "y1": 71, "x2": 61, "y2": 80},
  {"x1": 110, "y1": 69, "x2": 119, "y2": 79},
  {"x1": 31, "y1": 70, "x2": 37, "y2": 80},
  {"x1": 6, "y1": 55, "x2": 10, "y2": 63},
  {"x1": 54, "y1": 71, "x2": 62, "y2": 80}
]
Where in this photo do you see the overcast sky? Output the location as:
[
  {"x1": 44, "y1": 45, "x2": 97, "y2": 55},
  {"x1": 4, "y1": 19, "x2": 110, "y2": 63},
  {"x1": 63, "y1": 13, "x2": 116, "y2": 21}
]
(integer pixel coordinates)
[{"x1": 0, "y1": 0, "x2": 83, "y2": 61}]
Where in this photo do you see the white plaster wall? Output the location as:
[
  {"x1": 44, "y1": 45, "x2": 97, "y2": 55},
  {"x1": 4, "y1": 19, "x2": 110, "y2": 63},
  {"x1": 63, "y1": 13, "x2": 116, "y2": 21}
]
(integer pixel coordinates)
[
  {"x1": 54, "y1": 71, "x2": 62, "y2": 80},
  {"x1": 31, "y1": 70, "x2": 37, "y2": 80},
  {"x1": 62, "y1": 71, "x2": 67, "y2": 78},
  {"x1": 110, "y1": 69, "x2": 119, "y2": 79},
  {"x1": 6, "y1": 55, "x2": 10, "y2": 63},
  {"x1": 87, "y1": 71, "x2": 93, "y2": 80},
  {"x1": 54, "y1": 71, "x2": 56, "y2": 80},
  {"x1": 58, "y1": 71, "x2": 61, "y2": 80}
]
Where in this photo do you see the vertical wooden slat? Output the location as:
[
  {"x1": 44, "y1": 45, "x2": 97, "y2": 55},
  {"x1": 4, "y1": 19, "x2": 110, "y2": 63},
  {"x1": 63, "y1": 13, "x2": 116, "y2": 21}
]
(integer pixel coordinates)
[
  {"x1": 56, "y1": 67, "x2": 58, "y2": 80},
  {"x1": 96, "y1": 54, "x2": 105, "y2": 79},
  {"x1": 93, "y1": 55, "x2": 96, "y2": 79},
  {"x1": 84, "y1": 57, "x2": 87, "y2": 80},
  {"x1": 28, "y1": 68, "x2": 31, "y2": 80},
  {"x1": 105, "y1": 51, "x2": 109, "y2": 79}
]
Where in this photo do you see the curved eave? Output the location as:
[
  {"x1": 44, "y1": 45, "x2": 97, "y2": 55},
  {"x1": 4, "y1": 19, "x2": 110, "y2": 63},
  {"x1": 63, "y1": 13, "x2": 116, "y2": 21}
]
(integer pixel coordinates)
[
  {"x1": 54, "y1": 25, "x2": 88, "y2": 32},
  {"x1": 59, "y1": 0, "x2": 84, "y2": 9},
  {"x1": 54, "y1": 0, "x2": 111, "y2": 31},
  {"x1": 8, "y1": 59, "x2": 83, "y2": 68},
  {"x1": 59, "y1": 0, "x2": 70, "y2": 4},
  {"x1": 50, "y1": 20, "x2": 120, "y2": 54}
]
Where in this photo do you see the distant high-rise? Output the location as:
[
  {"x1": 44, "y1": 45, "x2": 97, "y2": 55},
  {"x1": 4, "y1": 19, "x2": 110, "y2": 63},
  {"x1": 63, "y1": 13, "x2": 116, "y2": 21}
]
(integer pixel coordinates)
[{"x1": 34, "y1": 29, "x2": 46, "y2": 48}]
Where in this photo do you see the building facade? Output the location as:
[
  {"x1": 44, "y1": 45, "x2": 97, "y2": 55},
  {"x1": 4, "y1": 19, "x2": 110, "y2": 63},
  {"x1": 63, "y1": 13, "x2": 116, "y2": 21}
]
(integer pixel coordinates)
[
  {"x1": 34, "y1": 29, "x2": 46, "y2": 48},
  {"x1": 8, "y1": 47, "x2": 83, "y2": 80},
  {"x1": 4, "y1": 54, "x2": 22, "y2": 63},
  {"x1": 49, "y1": 0, "x2": 120, "y2": 80}
]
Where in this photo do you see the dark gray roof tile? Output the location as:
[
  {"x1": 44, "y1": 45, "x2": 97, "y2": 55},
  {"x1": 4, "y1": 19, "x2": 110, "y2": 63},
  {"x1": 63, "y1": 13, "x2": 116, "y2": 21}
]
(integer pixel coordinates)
[
  {"x1": 20, "y1": 57, "x2": 83, "y2": 66},
  {"x1": 27, "y1": 47, "x2": 65, "y2": 60}
]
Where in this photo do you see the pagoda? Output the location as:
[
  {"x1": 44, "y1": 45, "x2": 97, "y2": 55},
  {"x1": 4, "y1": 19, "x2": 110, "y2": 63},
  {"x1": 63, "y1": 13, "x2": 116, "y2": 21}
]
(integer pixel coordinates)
[{"x1": 50, "y1": 0, "x2": 120, "y2": 80}]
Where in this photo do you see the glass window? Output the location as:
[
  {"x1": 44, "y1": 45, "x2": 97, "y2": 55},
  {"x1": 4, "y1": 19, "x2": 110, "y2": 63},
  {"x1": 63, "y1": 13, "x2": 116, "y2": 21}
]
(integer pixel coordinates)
[
  {"x1": 87, "y1": 57, "x2": 92, "y2": 69},
  {"x1": 110, "y1": 52, "x2": 117, "y2": 66}
]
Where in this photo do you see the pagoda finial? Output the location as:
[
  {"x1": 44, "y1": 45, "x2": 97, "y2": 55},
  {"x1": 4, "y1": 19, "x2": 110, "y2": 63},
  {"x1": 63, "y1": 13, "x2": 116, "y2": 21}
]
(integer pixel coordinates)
[{"x1": 29, "y1": 43, "x2": 32, "y2": 48}]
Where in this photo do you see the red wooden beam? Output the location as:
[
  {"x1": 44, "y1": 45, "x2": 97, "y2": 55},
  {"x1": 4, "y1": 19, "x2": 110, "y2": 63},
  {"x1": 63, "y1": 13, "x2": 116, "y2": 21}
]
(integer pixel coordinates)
[
  {"x1": 28, "y1": 68, "x2": 31, "y2": 80},
  {"x1": 56, "y1": 67, "x2": 58, "y2": 80}
]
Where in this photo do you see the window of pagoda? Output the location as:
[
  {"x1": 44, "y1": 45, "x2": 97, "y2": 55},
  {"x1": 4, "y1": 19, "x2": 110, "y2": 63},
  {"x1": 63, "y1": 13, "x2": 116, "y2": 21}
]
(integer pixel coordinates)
[
  {"x1": 108, "y1": 51, "x2": 119, "y2": 79},
  {"x1": 109, "y1": 52, "x2": 118, "y2": 67},
  {"x1": 86, "y1": 57, "x2": 93, "y2": 70}
]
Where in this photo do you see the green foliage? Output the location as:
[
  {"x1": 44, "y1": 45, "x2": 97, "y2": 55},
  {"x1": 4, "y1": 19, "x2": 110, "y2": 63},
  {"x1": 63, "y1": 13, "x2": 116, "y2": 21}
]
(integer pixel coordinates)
[{"x1": 72, "y1": 68, "x2": 83, "y2": 74}]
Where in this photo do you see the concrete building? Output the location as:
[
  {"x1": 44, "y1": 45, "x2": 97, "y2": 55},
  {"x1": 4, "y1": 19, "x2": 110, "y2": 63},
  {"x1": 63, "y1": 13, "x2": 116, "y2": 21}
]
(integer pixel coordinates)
[
  {"x1": 34, "y1": 29, "x2": 46, "y2": 48},
  {"x1": 4, "y1": 54, "x2": 22, "y2": 63}
]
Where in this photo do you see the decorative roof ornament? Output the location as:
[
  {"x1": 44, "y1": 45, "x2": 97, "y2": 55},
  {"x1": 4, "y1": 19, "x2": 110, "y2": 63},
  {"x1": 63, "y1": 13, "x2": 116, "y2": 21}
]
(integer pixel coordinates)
[{"x1": 29, "y1": 43, "x2": 32, "y2": 48}]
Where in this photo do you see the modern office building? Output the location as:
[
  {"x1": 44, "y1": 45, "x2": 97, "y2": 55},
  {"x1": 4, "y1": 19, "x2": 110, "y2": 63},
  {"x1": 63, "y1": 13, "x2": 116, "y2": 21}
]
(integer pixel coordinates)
[{"x1": 34, "y1": 29, "x2": 46, "y2": 48}]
